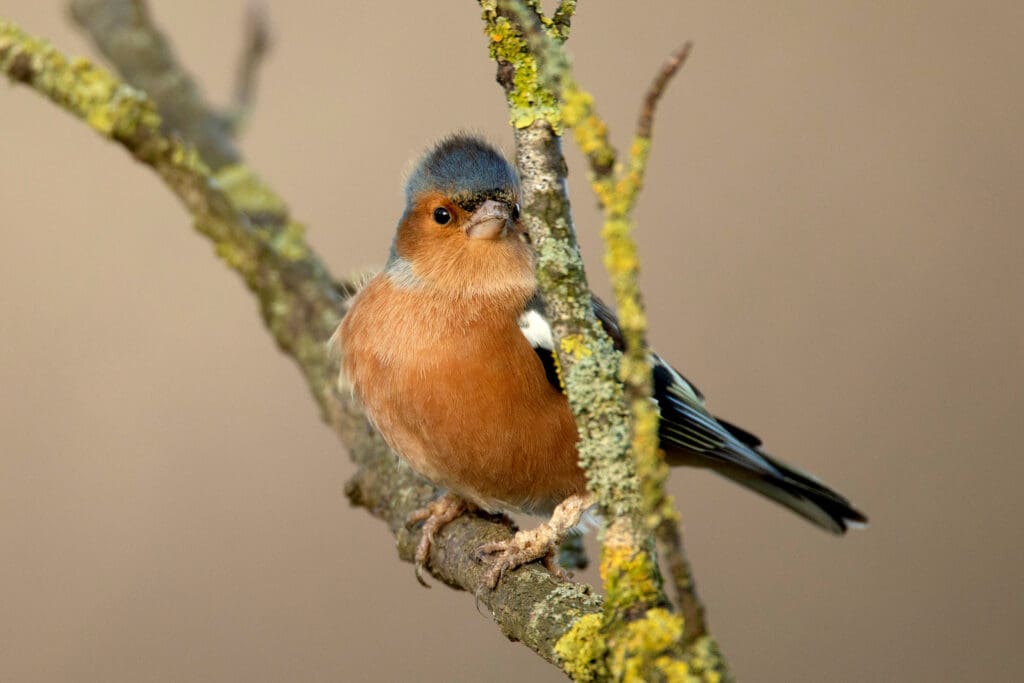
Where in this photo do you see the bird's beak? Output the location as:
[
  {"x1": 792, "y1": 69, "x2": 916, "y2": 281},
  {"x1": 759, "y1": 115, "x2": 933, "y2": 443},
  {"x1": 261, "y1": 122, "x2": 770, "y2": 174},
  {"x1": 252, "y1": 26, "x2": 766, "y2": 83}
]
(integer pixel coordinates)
[{"x1": 464, "y1": 200, "x2": 514, "y2": 240}]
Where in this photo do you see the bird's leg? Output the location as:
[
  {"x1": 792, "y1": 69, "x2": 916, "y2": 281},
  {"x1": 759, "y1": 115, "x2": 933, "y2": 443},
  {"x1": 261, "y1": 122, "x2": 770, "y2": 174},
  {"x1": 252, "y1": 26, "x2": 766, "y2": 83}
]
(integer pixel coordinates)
[
  {"x1": 406, "y1": 492, "x2": 473, "y2": 587},
  {"x1": 476, "y1": 493, "x2": 594, "y2": 589}
]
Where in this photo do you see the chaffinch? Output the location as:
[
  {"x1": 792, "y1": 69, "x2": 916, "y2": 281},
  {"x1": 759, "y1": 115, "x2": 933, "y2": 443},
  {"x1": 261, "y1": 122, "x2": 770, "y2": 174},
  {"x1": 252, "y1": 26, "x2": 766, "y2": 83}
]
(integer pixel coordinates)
[{"x1": 337, "y1": 135, "x2": 866, "y2": 587}]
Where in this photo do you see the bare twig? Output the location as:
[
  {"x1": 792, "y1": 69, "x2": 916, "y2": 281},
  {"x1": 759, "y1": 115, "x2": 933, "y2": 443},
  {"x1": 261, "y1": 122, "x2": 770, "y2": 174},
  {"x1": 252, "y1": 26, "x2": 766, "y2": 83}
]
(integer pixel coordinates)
[
  {"x1": 227, "y1": 2, "x2": 272, "y2": 135},
  {"x1": 656, "y1": 516, "x2": 707, "y2": 643},
  {"x1": 636, "y1": 42, "x2": 692, "y2": 141}
]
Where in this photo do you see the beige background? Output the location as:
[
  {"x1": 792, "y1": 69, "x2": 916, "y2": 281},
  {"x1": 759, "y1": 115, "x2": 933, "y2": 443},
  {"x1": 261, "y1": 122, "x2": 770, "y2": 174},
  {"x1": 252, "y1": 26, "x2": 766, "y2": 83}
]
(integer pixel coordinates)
[{"x1": 1, "y1": 2, "x2": 1022, "y2": 681}]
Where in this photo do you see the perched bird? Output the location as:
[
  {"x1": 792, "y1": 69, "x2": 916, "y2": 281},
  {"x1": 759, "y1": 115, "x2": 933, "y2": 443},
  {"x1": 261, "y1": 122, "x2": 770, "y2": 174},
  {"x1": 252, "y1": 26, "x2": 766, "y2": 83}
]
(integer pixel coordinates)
[{"x1": 337, "y1": 135, "x2": 866, "y2": 587}]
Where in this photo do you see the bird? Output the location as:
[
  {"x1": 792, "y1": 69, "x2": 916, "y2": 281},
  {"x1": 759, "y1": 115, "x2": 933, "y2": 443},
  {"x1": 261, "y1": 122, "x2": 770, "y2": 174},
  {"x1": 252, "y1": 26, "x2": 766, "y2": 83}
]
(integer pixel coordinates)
[{"x1": 335, "y1": 134, "x2": 866, "y2": 588}]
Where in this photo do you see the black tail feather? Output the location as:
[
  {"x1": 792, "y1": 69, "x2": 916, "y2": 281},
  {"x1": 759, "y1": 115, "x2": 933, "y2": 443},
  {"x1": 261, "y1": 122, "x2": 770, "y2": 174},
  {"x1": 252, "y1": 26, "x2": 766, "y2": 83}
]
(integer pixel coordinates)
[{"x1": 719, "y1": 451, "x2": 868, "y2": 534}]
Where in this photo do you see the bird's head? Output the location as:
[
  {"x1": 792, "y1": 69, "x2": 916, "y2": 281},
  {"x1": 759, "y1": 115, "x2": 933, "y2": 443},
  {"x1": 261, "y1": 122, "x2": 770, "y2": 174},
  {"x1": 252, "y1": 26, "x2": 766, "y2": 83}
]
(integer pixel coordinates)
[{"x1": 387, "y1": 135, "x2": 535, "y2": 301}]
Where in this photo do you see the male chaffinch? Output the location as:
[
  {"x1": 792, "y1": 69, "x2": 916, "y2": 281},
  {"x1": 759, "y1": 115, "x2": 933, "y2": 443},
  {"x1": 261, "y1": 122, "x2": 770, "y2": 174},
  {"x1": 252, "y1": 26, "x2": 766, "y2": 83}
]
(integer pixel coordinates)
[{"x1": 337, "y1": 135, "x2": 866, "y2": 587}]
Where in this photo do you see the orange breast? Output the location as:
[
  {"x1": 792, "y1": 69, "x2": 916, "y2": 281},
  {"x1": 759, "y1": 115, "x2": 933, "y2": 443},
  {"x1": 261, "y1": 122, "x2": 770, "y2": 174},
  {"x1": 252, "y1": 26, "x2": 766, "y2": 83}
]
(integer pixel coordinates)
[{"x1": 338, "y1": 276, "x2": 586, "y2": 514}]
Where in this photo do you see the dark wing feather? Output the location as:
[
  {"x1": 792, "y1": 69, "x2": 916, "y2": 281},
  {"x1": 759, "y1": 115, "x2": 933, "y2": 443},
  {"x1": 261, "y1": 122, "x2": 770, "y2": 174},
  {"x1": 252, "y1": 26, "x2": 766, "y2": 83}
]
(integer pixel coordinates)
[{"x1": 518, "y1": 293, "x2": 867, "y2": 533}]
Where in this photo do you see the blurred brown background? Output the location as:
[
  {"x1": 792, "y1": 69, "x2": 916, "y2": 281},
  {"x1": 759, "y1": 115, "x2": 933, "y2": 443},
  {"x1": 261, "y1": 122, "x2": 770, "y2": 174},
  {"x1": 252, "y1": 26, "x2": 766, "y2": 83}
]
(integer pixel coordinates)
[{"x1": 1, "y1": 2, "x2": 1021, "y2": 681}]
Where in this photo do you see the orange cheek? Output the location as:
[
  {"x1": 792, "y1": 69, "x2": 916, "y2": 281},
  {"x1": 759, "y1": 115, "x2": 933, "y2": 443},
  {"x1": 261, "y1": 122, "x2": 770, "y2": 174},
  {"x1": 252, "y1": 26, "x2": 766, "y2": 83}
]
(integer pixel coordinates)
[{"x1": 394, "y1": 223, "x2": 475, "y2": 282}]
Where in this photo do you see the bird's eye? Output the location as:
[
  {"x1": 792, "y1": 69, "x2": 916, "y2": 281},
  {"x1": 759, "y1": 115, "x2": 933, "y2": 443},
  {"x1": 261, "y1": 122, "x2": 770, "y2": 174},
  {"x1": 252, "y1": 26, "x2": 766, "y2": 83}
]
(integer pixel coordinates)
[
  {"x1": 511, "y1": 203, "x2": 521, "y2": 221},
  {"x1": 433, "y1": 207, "x2": 452, "y2": 225}
]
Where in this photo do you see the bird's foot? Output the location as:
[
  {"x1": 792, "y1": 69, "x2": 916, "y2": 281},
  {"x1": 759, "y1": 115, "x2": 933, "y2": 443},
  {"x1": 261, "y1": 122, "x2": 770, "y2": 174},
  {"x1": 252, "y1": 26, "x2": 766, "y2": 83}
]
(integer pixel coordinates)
[
  {"x1": 406, "y1": 492, "x2": 473, "y2": 587},
  {"x1": 475, "y1": 493, "x2": 593, "y2": 589}
]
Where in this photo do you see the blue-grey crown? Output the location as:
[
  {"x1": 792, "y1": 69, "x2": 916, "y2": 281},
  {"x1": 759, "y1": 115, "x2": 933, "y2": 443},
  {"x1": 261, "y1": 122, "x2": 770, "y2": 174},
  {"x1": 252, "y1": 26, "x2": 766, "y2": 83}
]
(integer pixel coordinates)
[{"x1": 405, "y1": 135, "x2": 518, "y2": 210}]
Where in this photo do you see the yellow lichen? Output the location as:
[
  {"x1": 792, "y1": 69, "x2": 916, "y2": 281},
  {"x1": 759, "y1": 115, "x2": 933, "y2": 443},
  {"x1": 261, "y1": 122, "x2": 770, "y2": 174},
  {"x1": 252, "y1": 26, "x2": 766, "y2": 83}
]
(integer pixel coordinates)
[
  {"x1": 685, "y1": 636, "x2": 729, "y2": 683},
  {"x1": 559, "y1": 333, "x2": 593, "y2": 360},
  {"x1": 612, "y1": 608, "x2": 687, "y2": 682},
  {"x1": 481, "y1": 12, "x2": 562, "y2": 132},
  {"x1": 557, "y1": 606, "x2": 716, "y2": 683},
  {"x1": 0, "y1": 22, "x2": 162, "y2": 144},
  {"x1": 554, "y1": 613, "x2": 607, "y2": 682},
  {"x1": 562, "y1": 84, "x2": 615, "y2": 173},
  {"x1": 600, "y1": 535, "x2": 663, "y2": 612}
]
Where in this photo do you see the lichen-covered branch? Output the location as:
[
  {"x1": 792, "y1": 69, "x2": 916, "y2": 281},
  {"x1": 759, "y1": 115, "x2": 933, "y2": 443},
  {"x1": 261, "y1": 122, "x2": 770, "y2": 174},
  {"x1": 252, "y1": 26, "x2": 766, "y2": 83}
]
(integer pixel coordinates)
[
  {"x1": 482, "y1": 0, "x2": 647, "y2": 543},
  {"x1": 480, "y1": 3, "x2": 729, "y2": 679},
  {"x1": 565, "y1": 42, "x2": 689, "y2": 528},
  {"x1": 566, "y1": 42, "x2": 712, "y2": 647},
  {"x1": 0, "y1": 15, "x2": 604, "y2": 670}
]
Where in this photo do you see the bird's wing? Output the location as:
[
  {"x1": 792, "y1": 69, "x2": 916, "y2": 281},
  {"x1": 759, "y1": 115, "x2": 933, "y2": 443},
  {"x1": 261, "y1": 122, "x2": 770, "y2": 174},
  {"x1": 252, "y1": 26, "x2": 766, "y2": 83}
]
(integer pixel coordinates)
[
  {"x1": 517, "y1": 294, "x2": 867, "y2": 534},
  {"x1": 518, "y1": 294, "x2": 775, "y2": 474}
]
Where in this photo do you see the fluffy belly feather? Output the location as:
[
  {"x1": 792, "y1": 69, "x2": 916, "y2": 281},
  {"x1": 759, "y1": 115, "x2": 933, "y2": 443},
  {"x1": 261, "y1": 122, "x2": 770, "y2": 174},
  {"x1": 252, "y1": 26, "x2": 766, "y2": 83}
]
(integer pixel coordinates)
[{"x1": 340, "y1": 283, "x2": 586, "y2": 514}]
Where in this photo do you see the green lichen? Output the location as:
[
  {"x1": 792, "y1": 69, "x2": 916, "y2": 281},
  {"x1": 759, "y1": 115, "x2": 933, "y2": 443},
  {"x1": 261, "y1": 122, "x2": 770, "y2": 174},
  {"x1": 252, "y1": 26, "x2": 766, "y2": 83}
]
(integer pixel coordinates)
[
  {"x1": 562, "y1": 349, "x2": 638, "y2": 520},
  {"x1": 529, "y1": 582, "x2": 602, "y2": 649},
  {"x1": 212, "y1": 165, "x2": 308, "y2": 262},
  {"x1": 213, "y1": 164, "x2": 287, "y2": 215}
]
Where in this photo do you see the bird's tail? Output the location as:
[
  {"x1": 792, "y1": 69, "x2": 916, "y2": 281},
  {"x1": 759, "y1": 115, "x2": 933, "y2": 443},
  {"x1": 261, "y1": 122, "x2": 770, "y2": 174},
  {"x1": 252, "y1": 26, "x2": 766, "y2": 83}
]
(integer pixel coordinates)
[
  {"x1": 668, "y1": 447, "x2": 868, "y2": 533},
  {"x1": 707, "y1": 450, "x2": 868, "y2": 534},
  {"x1": 650, "y1": 355, "x2": 867, "y2": 534}
]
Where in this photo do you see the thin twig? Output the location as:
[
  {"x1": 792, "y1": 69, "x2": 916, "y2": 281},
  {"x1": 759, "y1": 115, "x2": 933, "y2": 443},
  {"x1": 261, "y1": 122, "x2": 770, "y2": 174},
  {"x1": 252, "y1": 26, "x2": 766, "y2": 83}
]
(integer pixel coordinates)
[
  {"x1": 656, "y1": 516, "x2": 707, "y2": 643},
  {"x1": 227, "y1": 2, "x2": 272, "y2": 135},
  {"x1": 636, "y1": 42, "x2": 692, "y2": 141}
]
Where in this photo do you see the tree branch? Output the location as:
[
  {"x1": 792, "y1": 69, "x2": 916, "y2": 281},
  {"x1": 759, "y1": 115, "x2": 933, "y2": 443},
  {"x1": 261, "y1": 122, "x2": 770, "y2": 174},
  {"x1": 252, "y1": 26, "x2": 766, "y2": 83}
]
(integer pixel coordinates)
[
  {"x1": 0, "y1": 15, "x2": 603, "y2": 671},
  {"x1": 69, "y1": 0, "x2": 240, "y2": 168},
  {"x1": 481, "y1": 8, "x2": 672, "y2": 656},
  {"x1": 566, "y1": 43, "x2": 709, "y2": 644},
  {"x1": 481, "y1": 3, "x2": 729, "y2": 679}
]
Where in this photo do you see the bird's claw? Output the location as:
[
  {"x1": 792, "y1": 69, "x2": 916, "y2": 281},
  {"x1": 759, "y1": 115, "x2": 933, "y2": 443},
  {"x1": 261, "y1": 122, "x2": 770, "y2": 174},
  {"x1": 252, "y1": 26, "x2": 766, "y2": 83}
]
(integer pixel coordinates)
[
  {"x1": 474, "y1": 492, "x2": 593, "y2": 589},
  {"x1": 475, "y1": 527, "x2": 571, "y2": 589},
  {"x1": 405, "y1": 493, "x2": 470, "y2": 588}
]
